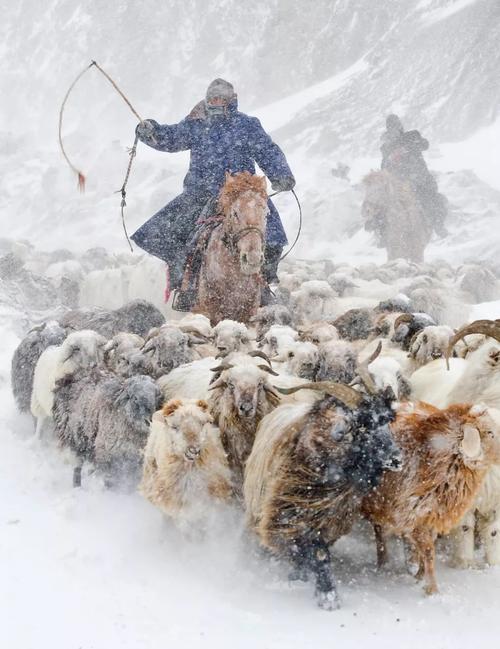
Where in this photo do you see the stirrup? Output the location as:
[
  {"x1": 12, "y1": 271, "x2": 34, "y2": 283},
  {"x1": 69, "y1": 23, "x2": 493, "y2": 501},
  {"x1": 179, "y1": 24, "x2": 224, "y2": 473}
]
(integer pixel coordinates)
[{"x1": 172, "y1": 289, "x2": 197, "y2": 312}]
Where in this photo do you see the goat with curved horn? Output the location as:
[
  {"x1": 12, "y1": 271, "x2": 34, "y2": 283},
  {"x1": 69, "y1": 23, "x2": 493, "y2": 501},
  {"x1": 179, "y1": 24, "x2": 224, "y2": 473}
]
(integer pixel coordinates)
[
  {"x1": 274, "y1": 381, "x2": 363, "y2": 409},
  {"x1": 445, "y1": 319, "x2": 500, "y2": 369}
]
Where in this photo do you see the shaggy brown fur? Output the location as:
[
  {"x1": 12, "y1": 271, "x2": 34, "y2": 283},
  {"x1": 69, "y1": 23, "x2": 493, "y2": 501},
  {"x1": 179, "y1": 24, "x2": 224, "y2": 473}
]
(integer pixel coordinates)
[
  {"x1": 361, "y1": 401, "x2": 500, "y2": 594},
  {"x1": 140, "y1": 401, "x2": 233, "y2": 524},
  {"x1": 362, "y1": 171, "x2": 432, "y2": 263},
  {"x1": 194, "y1": 172, "x2": 268, "y2": 325},
  {"x1": 208, "y1": 367, "x2": 280, "y2": 496}
]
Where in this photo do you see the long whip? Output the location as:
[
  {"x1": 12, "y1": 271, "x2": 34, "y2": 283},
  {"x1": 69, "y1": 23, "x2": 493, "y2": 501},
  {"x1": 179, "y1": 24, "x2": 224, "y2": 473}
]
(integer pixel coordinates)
[
  {"x1": 59, "y1": 60, "x2": 144, "y2": 250},
  {"x1": 268, "y1": 189, "x2": 303, "y2": 261}
]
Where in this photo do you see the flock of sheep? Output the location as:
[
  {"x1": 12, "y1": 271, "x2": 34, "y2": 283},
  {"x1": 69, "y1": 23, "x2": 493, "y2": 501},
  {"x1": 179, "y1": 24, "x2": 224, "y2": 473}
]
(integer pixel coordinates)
[{"x1": 6, "y1": 240, "x2": 500, "y2": 611}]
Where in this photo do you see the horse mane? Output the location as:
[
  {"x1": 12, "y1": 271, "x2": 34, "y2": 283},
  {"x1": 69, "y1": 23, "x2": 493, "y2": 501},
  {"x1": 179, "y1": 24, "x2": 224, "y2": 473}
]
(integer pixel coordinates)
[{"x1": 218, "y1": 172, "x2": 268, "y2": 213}]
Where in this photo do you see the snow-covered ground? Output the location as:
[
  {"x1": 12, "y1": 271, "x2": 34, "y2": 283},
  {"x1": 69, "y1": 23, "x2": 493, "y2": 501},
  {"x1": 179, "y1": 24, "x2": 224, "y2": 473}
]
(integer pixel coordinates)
[{"x1": 2, "y1": 328, "x2": 500, "y2": 649}]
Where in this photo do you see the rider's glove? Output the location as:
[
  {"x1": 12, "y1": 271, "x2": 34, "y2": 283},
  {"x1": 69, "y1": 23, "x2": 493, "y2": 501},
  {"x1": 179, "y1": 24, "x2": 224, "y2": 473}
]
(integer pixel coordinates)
[
  {"x1": 271, "y1": 176, "x2": 296, "y2": 193},
  {"x1": 136, "y1": 119, "x2": 157, "y2": 139}
]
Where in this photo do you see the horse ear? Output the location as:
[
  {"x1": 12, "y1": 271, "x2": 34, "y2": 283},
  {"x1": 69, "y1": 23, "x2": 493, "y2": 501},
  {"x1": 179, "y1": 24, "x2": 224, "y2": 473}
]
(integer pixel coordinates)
[
  {"x1": 225, "y1": 171, "x2": 233, "y2": 184},
  {"x1": 259, "y1": 176, "x2": 267, "y2": 192}
]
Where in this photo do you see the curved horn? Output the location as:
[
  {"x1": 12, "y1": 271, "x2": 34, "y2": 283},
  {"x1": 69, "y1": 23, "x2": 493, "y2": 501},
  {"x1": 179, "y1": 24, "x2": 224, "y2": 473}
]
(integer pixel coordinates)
[
  {"x1": 187, "y1": 334, "x2": 208, "y2": 346},
  {"x1": 354, "y1": 341, "x2": 382, "y2": 395},
  {"x1": 208, "y1": 377, "x2": 227, "y2": 391},
  {"x1": 210, "y1": 362, "x2": 234, "y2": 373},
  {"x1": 257, "y1": 364, "x2": 279, "y2": 376},
  {"x1": 274, "y1": 381, "x2": 363, "y2": 409},
  {"x1": 248, "y1": 350, "x2": 273, "y2": 366},
  {"x1": 445, "y1": 319, "x2": 500, "y2": 369},
  {"x1": 394, "y1": 313, "x2": 413, "y2": 330}
]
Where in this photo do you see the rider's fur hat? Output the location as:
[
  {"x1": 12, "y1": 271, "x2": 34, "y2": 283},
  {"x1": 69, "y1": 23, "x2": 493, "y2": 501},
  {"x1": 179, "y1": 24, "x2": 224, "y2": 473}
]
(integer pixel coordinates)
[{"x1": 206, "y1": 78, "x2": 236, "y2": 103}]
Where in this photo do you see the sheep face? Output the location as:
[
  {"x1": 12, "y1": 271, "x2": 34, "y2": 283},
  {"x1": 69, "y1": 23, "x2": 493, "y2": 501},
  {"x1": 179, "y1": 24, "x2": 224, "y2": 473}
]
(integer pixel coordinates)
[
  {"x1": 316, "y1": 341, "x2": 357, "y2": 384},
  {"x1": 258, "y1": 325, "x2": 298, "y2": 358},
  {"x1": 58, "y1": 330, "x2": 107, "y2": 376},
  {"x1": 251, "y1": 305, "x2": 293, "y2": 339},
  {"x1": 113, "y1": 376, "x2": 162, "y2": 435},
  {"x1": 298, "y1": 390, "x2": 401, "y2": 492},
  {"x1": 212, "y1": 365, "x2": 274, "y2": 419},
  {"x1": 286, "y1": 342, "x2": 319, "y2": 380},
  {"x1": 143, "y1": 327, "x2": 196, "y2": 375},
  {"x1": 213, "y1": 320, "x2": 251, "y2": 357},
  {"x1": 409, "y1": 326, "x2": 454, "y2": 365},
  {"x1": 160, "y1": 399, "x2": 214, "y2": 461}
]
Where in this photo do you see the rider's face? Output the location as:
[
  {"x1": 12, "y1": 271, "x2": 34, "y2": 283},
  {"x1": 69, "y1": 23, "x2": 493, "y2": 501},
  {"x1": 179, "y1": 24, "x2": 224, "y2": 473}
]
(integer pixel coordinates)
[{"x1": 207, "y1": 96, "x2": 228, "y2": 107}]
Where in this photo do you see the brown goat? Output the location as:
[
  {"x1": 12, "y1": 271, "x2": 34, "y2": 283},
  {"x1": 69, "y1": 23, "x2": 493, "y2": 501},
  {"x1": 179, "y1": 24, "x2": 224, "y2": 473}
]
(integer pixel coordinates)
[{"x1": 361, "y1": 401, "x2": 500, "y2": 594}]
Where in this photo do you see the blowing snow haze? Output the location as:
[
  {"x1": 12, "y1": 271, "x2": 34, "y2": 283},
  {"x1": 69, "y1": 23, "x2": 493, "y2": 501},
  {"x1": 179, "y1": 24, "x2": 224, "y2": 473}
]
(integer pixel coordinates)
[{"x1": 0, "y1": 0, "x2": 499, "y2": 255}]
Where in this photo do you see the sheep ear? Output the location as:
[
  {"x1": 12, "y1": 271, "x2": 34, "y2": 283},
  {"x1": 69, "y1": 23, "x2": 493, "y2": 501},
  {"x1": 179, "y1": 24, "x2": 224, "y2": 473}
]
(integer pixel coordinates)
[
  {"x1": 197, "y1": 400, "x2": 209, "y2": 411},
  {"x1": 257, "y1": 364, "x2": 279, "y2": 376},
  {"x1": 163, "y1": 399, "x2": 182, "y2": 417},
  {"x1": 460, "y1": 424, "x2": 482, "y2": 459},
  {"x1": 187, "y1": 334, "x2": 207, "y2": 346}
]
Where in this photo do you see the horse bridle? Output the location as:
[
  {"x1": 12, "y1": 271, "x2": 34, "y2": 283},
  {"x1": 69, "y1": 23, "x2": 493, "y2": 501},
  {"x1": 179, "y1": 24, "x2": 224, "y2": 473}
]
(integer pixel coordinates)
[{"x1": 222, "y1": 223, "x2": 265, "y2": 253}]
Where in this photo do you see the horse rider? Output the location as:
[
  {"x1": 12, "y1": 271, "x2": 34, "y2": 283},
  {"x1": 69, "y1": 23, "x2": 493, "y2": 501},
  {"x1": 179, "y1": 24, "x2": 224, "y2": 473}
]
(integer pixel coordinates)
[
  {"x1": 380, "y1": 114, "x2": 447, "y2": 236},
  {"x1": 131, "y1": 78, "x2": 295, "y2": 305}
]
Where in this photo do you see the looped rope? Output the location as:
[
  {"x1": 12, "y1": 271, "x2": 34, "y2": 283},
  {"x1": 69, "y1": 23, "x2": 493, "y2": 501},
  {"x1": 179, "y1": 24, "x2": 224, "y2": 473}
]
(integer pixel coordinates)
[{"x1": 267, "y1": 189, "x2": 303, "y2": 261}]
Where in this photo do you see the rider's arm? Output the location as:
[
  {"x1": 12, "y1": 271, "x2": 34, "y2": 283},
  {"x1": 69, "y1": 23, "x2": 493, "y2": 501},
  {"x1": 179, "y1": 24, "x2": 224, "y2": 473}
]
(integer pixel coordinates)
[
  {"x1": 248, "y1": 117, "x2": 295, "y2": 189},
  {"x1": 136, "y1": 118, "x2": 192, "y2": 152}
]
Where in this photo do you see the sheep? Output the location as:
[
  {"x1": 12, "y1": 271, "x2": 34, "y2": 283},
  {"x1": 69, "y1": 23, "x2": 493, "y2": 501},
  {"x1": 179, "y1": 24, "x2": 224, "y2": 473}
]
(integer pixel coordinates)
[
  {"x1": 361, "y1": 401, "x2": 500, "y2": 595},
  {"x1": 141, "y1": 325, "x2": 204, "y2": 377},
  {"x1": 332, "y1": 308, "x2": 374, "y2": 341},
  {"x1": 213, "y1": 319, "x2": 252, "y2": 357},
  {"x1": 174, "y1": 313, "x2": 213, "y2": 340},
  {"x1": 258, "y1": 324, "x2": 298, "y2": 359},
  {"x1": 408, "y1": 325, "x2": 455, "y2": 366},
  {"x1": 281, "y1": 341, "x2": 319, "y2": 381},
  {"x1": 244, "y1": 382, "x2": 401, "y2": 610},
  {"x1": 290, "y1": 280, "x2": 337, "y2": 323},
  {"x1": 391, "y1": 312, "x2": 436, "y2": 351},
  {"x1": 53, "y1": 371, "x2": 162, "y2": 488},
  {"x1": 298, "y1": 322, "x2": 339, "y2": 345},
  {"x1": 31, "y1": 330, "x2": 107, "y2": 436},
  {"x1": 11, "y1": 321, "x2": 66, "y2": 412},
  {"x1": 59, "y1": 299, "x2": 165, "y2": 338},
  {"x1": 158, "y1": 356, "x2": 218, "y2": 401},
  {"x1": 103, "y1": 332, "x2": 144, "y2": 371},
  {"x1": 250, "y1": 305, "x2": 294, "y2": 339},
  {"x1": 90, "y1": 375, "x2": 163, "y2": 488},
  {"x1": 140, "y1": 399, "x2": 233, "y2": 532},
  {"x1": 458, "y1": 264, "x2": 499, "y2": 304},
  {"x1": 316, "y1": 339, "x2": 358, "y2": 384},
  {"x1": 207, "y1": 356, "x2": 281, "y2": 494}
]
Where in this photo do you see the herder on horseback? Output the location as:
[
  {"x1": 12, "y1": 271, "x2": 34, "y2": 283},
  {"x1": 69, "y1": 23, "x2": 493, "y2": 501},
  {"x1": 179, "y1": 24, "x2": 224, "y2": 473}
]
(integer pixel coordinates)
[{"x1": 131, "y1": 78, "x2": 295, "y2": 309}]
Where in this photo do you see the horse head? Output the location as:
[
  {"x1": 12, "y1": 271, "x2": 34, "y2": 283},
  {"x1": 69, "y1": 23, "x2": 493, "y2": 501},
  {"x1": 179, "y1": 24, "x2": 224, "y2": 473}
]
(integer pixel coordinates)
[{"x1": 219, "y1": 172, "x2": 268, "y2": 276}]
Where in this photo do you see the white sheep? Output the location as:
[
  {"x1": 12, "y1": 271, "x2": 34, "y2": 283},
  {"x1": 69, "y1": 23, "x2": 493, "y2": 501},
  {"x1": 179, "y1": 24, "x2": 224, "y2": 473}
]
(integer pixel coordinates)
[
  {"x1": 258, "y1": 324, "x2": 298, "y2": 359},
  {"x1": 298, "y1": 322, "x2": 339, "y2": 345},
  {"x1": 213, "y1": 319, "x2": 253, "y2": 357},
  {"x1": 280, "y1": 341, "x2": 319, "y2": 381},
  {"x1": 140, "y1": 399, "x2": 233, "y2": 533},
  {"x1": 30, "y1": 330, "x2": 107, "y2": 436},
  {"x1": 408, "y1": 325, "x2": 455, "y2": 366},
  {"x1": 290, "y1": 280, "x2": 337, "y2": 323}
]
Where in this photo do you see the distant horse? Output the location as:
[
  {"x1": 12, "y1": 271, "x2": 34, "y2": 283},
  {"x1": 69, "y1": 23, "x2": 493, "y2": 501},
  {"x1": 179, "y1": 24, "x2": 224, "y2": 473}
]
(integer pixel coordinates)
[
  {"x1": 194, "y1": 172, "x2": 268, "y2": 325},
  {"x1": 362, "y1": 170, "x2": 432, "y2": 263}
]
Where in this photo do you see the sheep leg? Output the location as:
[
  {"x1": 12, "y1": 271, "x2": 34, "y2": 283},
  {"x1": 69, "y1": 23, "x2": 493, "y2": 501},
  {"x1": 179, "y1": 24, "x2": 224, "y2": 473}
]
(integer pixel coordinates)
[
  {"x1": 374, "y1": 524, "x2": 388, "y2": 569},
  {"x1": 478, "y1": 510, "x2": 500, "y2": 566},
  {"x1": 450, "y1": 510, "x2": 476, "y2": 568},
  {"x1": 299, "y1": 539, "x2": 339, "y2": 610},
  {"x1": 413, "y1": 527, "x2": 438, "y2": 595}
]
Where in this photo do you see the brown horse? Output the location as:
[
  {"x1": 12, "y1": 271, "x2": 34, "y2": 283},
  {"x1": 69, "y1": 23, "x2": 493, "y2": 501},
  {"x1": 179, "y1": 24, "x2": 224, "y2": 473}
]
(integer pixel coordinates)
[
  {"x1": 194, "y1": 172, "x2": 268, "y2": 325},
  {"x1": 362, "y1": 170, "x2": 432, "y2": 263}
]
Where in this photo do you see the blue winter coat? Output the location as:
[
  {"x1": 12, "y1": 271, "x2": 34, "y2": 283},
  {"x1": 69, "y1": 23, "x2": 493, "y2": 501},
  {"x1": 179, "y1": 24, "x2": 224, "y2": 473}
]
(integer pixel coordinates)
[{"x1": 131, "y1": 98, "x2": 293, "y2": 279}]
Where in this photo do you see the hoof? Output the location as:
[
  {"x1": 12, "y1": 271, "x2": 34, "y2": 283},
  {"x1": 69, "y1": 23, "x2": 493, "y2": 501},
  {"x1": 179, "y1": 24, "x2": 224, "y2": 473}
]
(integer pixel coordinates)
[
  {"x1": 316, "y1": 589, "x2": 340, "y2": 611},
  {"x1": 423, "y1": 584, "x2": 438, "y2": 596},
  {"x1": 288, "y1": 567, "x2": 309, "y2": 583}
]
